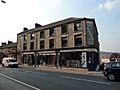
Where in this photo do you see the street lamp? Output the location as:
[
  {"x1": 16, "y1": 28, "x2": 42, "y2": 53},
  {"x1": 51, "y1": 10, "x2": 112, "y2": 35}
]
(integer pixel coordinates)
[{"x1": 1, "y1": 0, "x2": 6, "y2": 3}]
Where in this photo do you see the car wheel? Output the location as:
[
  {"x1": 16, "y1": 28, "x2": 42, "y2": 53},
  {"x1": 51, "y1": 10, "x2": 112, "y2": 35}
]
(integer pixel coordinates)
[{"x1": 107, "y1": 74, "x2": 115, "y2": 81}]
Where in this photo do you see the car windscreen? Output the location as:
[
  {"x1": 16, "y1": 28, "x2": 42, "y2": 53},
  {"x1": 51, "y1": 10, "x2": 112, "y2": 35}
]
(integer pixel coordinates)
[{"x1": 9, "y1": 59, "x2": 16, "y2": 62}]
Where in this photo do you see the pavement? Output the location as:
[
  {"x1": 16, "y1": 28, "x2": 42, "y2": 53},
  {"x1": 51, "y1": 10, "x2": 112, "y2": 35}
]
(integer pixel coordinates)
[{"x1": 19, "y1": 65, "x2": 104, "y2": 77}]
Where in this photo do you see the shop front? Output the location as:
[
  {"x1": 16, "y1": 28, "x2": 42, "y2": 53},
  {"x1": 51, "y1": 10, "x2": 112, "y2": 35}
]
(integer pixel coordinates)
[
  {"x1": 21, "y1": 48, "x2": 99, "y2": 71},
  {"x1": 60, "y1": 48, "x2": 99, "y2": 70},
  {"x1": 22, "y1": 54, "x2": 35, "y2": 66}
]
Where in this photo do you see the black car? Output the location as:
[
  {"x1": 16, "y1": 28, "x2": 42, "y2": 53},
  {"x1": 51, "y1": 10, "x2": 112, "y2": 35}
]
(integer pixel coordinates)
[{"x1": 103, "y1": 61, "x2": 120, "y2": 81}]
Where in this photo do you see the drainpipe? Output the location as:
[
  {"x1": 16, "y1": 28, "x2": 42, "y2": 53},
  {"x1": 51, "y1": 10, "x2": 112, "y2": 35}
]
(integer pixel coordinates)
[
  {"x1": 55, "y1": 50, "x2": 60, "y2": 68},
  {"x1": 34, "y1": 51, "x2": 37, "y2": 67}
]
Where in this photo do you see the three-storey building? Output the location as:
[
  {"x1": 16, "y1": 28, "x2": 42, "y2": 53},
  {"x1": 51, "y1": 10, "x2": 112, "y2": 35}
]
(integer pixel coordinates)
[{"x1": 17, "y1": 17, "x2": 100, "y2": 70}]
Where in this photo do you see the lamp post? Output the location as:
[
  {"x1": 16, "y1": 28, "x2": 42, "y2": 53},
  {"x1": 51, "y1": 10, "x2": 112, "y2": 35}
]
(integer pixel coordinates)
[{"x1": 1, "y1": 0, "x2": 6, "y2": 3}]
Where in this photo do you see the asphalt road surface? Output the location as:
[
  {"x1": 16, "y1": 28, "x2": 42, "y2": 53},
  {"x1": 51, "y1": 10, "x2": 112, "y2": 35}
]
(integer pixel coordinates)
[{"x1": 0, "y1": 66, "x2": 120, "y2": 90}]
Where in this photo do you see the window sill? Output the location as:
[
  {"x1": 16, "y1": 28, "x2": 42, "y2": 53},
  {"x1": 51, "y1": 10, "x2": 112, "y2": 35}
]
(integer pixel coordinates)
[{"x1": 61, "y1": 32, "x2": 68, "y2": 35}]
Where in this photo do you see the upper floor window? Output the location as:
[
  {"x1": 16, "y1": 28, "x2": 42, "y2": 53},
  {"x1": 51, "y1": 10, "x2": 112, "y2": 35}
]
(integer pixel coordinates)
[
  {"x1": 40, "y1": 40, "x2": 44, "y2": 49},
  {"x1": 30, "y1": 42, "x2": 34, "y2": 50},
  {"x1": 74, "y1": 35, "x2": 82, "y2": 46},
  {"x1": 61, "y1": 37, "x2": 68, "y2": 47},
  {"x1": 61, "y1": 24, "x2": 67, "y2": 34},
  {"x1": 49, "y1": 39, "x2": 54, "y2": 48},
  {"x1": 49, "y1": 28, "x2": 55, "y2": 37},
  {"x1": 40, "y1": 31, "x2": 45, "y2": 39},
  {"x1": 23, "y1": 35, "x2": 27, "y2": 41},
  {"x1": 30, "y1": 33, "x2": 35, "y2": 40},
  {"x1": 74, "y1": 22, "x2": 81, "y2": 32},
  {"x1": 23, "y1": 43, "x2": 27, "y2": 50}
]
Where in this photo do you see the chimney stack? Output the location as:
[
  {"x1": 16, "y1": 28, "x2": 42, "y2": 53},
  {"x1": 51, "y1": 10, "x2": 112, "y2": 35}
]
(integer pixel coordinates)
[
  {"x1": 23, "y1": 27, "x2": 28, "y2": 31},
  {"x1": 35, "y1": 23, "x2": 42, "y2": 28},
  {"x1": 1, "y1": 42, "x2": 6, "y2": 46},
  {"x1": 8, "y1": 41, "x2": 13, "y2": 44}
]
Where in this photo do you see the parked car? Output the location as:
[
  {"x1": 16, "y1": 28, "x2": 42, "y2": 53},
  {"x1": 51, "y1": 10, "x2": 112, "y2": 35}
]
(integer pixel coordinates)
[
  {"x1": 2, "y1": 58, "x2": 18, "y2": 68},
  {"x1": 103, "y1": 61, "x2": 120, "y2": 81}
]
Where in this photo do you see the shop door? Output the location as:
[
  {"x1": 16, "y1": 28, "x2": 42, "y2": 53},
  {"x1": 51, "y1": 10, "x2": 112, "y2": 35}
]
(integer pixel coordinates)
[{"x1": 87, "y1": 53, "x2": 96, "y2": 71}]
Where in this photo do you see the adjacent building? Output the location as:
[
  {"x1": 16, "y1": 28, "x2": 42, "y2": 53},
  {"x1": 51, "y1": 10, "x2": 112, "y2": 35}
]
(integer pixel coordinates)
[
  {"x1": 17, "y1": 17, "x2": 100, "y2": 71},
  {"x1": 109, "y1": 53, "x2": 120, "y2": 62},
  {"x1": 0, "y1": 41, "x2": 17, "y2": 60},
  {"x1": 100, "y1": 52, "x2": 120, "y2": 64},
  {"x1": 100, "y1": 52, "x2": 111, "y2": 64}
]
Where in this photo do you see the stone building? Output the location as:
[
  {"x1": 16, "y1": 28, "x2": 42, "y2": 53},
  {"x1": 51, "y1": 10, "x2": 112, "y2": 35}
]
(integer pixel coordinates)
[
  {"x1": 17, "y1": 17, "x2": 100, "y2": 71},
  {"x1": 0, "y1": 41, "x2": 17, "y2": 60},
  {"x1": 109, "y1": 53, "x2": 120, "y2": 62},
  {"x1": 100, "y1": 52, "x2": 111, "y2": 64}
]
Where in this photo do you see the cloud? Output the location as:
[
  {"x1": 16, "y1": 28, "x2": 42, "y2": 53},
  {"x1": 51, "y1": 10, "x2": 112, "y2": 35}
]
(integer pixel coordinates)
[{"x1": 98, "y1": 0, "x2": 120, "y2": 10}]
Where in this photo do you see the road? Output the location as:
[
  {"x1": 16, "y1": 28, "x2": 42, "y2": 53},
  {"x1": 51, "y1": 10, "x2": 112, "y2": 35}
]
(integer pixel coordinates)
[{"x1": 0, "y1": 66, "x2": 120, "y2": 90}]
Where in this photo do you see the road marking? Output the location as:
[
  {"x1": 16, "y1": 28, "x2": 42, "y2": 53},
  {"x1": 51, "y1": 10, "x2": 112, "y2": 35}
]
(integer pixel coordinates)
[
  {"x1": 61, "y1": 76, "x2": 111, "y2": 85},
  {"x1": 26, "y1": 71, "x2": 48, "y2": 75},
  {"x1": 0, "y1": 73, "x2": 40, "y2": 90}
]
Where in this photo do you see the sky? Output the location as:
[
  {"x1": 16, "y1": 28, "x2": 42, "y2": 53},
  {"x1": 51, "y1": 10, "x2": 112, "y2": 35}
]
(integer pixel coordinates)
[{"x1": 0, "y1": 0, "x2": 120, "y2": 52}]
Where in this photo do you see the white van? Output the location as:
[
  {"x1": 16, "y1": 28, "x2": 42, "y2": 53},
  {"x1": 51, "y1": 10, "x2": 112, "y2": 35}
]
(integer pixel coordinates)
[{"x1": 2, "y1": 58, "x2": 18, "y2": 68}]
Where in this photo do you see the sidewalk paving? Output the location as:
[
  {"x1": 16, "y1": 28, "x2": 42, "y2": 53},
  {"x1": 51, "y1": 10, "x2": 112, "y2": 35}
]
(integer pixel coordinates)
[{"x1": 20, "y1": 65, "x2": 104, "y2": 77}]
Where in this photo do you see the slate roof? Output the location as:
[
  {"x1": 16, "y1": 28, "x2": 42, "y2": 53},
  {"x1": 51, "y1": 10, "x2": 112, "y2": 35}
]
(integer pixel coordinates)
[{"x1": 17, "y1": 17, "x2": 94, "y2": 35}]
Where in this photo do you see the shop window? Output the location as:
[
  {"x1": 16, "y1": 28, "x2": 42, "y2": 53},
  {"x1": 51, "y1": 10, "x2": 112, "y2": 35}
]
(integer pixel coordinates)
[
  {"x1": 40, "y1": 40, "x2": 44, "y2": 49},
  {"x1": 74, "y1": 22, "x2": 81, "y2": 32},
  {"x1": 23, "y1": 35, "x2": 27, "y2": 41},
  {"x1": 49, "y1": 39, "x2": 54, "y2": 48},
  {"x1": 61, "y1": 37, "x2": 68, "y2": 47},
  {"x1": 30, "y1": 42, "x2": 34, "y2": 50},
  {"x1": 61, "y1": 24, "x2": 67, "y2": 34},
  {"x1": 23, "y1": 55, "x2": 28, "y2": 64},
  {"x1": 40, "y1": 31, "x2": 44, "y2": 39},
  {"x1": 74, "y1": 35, "x2": 82, "y2": 46},
  {"x1": 30, "y1": 33, "x2": 35, "y2": 40},
  {"x1": 49, "y1": 27, "x2": 55, "y2": 37},
  {"x1": 23, "y1": 43, "x2": 27, "y2": 50}
]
